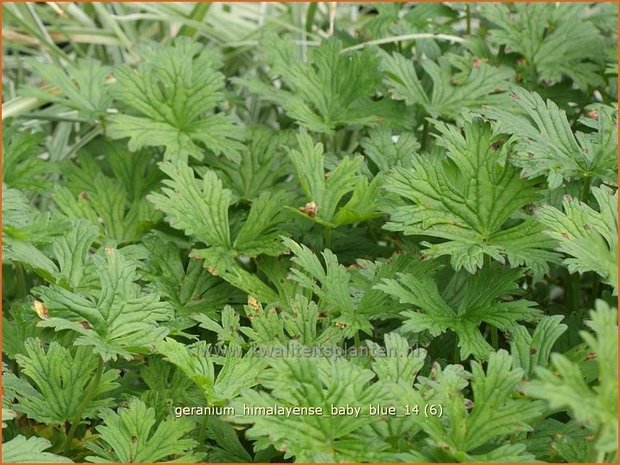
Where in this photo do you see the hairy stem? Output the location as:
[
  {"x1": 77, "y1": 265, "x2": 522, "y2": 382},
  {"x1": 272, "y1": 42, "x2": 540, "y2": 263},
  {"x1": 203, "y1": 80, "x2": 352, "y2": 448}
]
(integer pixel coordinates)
[{"x1": 64, "y1": 357, "x2": 104, "y2": 453}]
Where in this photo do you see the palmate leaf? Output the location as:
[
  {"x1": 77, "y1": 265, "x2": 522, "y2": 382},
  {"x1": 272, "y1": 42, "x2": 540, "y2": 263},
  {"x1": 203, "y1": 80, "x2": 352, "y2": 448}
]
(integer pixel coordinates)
[
  {"x1": 109, "y1": 37, "x2": 244, "y2": 162},
  {"x1": 377, "y1": 261, "x2": 540, "y2": 359},
  {"x1": 238, "y1": 37, "x2": 385, "y2": 133},
  {"x1": 360, "y1": 128, "x2": 419, "y2": 172},
  {"x1": 33, "y1": 248, "x2": 174, "y2": 361},
  {"x1": 286, "y1": 132, "x2": 382, "y2": 227},
  {"x1": 54, "y1": 146, "x2": 162, "y2": 243},
  {"x1": 482, "y1": 87, "x2": 618, "y2": 188},
  {"x1": 24, "y1": 58, "x2": 111, "y2": 120},
  {"x1": 536, "y1": 185, "x2": 617, "y2": 292},
  {"x1": 231, "y1": 350, "x2": 387, "y2": 462},
  {"x1": 148, "y1": 161, "x2": 289, "y2": 301},
  {"x1": 156, "y1": 338, "x2": 265, "y2": 405},
  {"x1": 204, "y1": 126, "x2": 296, "y2": 201},
  {"x1": 481, "y1": 3, "x2": 607, "y2": 89},
  {"x1": 13, "y1": 338, "x2": 118, "y2": 425},
  {"x1": 414, "y1": 350, "x2": 543, "y2": 461},
  {"x1": 383, "y1": 119, "x2": 558, "y2": 276},
  {"x1": 139, "y1": 234, "x2": 242, "y2": 315},
  {"x1": 85, "y1": 398, "x2": 202, "y2": 463},
  {"x1": 508, "y1": 315, "x2": 567, "y2": 379},
  {"x1": 526, "y1": 300, "x2": 618, "y2": 456},
  {"x1": 381, "y1": 51, "x2": 513, "y2": 119},
  {"x1": 2, "y1": 185, "x2": 69, "y2": 281},
  {"x1": 2, "y1": 124, "x2": 49, "y2": 192},
  {"x1": 3, "y1": 435, "x2": 73, "y2": 463}
]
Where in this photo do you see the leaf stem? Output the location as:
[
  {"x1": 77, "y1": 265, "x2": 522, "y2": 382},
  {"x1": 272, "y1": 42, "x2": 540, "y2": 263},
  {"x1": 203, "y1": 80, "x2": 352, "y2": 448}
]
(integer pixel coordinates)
[
  {"x1": 465, "y1": 5, "x2": 471, "y2": 35},
  {"x1": 14, "y1": 263, "x2": 27, "y2": 299},
  {"x1": 305, "y1": 2, "x2": 318, "y2": 33},
  {"x1": 324, "y1": 226, "x2": 332, "y2": 250},
  {"x1": 579, "y1": 176, "x2": 591, "y2": 203},
  {"x1": 64, "y1": 357, "x2": 104, "y2": 453},
  {"x1": 420, "y1": 118, "x2": 430, "y2": 152},
  {"x1": 490, "y1": 325, "x2": 498, "y2": 350}
]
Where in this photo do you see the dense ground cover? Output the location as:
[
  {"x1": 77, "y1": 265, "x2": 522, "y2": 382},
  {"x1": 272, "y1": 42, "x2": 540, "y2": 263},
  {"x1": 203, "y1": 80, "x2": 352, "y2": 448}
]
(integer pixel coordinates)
[{"x1": 1, "y1": 2, "x2": 618, "y2": 463}]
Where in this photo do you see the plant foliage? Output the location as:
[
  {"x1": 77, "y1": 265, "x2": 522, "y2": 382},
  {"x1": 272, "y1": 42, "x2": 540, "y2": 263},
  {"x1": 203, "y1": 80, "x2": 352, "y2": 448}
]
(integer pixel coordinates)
[{"x1": 2, "y1": 2, "x2": 617, "y2": 463}]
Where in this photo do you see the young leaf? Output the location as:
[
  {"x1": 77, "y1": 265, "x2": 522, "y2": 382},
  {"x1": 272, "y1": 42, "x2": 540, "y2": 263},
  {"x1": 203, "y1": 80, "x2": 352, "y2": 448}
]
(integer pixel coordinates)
[
  {"x1": 85, "y1": 398, "x2": 202, "y2": 463},
  {"x1": 482, "y1": 87, "x2": 618, "y2": 188},
  {"x1": 13, "y1": 339, "x2": 118, "y2": 425},
  {"x1": 286, "y1": 132, "x2": 381, "y2": 227},
  {"x1": 33, "y1": 248, "x2": 174, "y2": 361},
  {"x1": 526, "y1": 300, "x2": 618, "y2": 456},
  {"x1": 3, "y1": 435, "x2": 73, "y2": 463},
  {"x1": 481, "y1": 3, "x2": 607, "y2": 89},
  {"x1": 24, "y1": 58, "x2": 111, "y2": 120},
  {"x1": 381, "y1": 51, "x2": 513, "y2": 119},
  {"x1": 239, "y1": 37, "x2": 385, "y2": 133},
  {"x1": 108, "y1": 37, "x2": 244, "y2": 162},
  {"x1": 377, "y1": 262, "x2": 540, "y2": 359},
  {"x1": 508, "y1": 315, "x2": 567, "y2": 379},
  {"x1": 418, "y1": 350, "x2": 543, "y2": 461},
  {"x1": 383, "y1": 119, "x2": 558, "y2": 276},
  {"x1": 536, "y1": 185, "x2": 617, "y2": 291}
]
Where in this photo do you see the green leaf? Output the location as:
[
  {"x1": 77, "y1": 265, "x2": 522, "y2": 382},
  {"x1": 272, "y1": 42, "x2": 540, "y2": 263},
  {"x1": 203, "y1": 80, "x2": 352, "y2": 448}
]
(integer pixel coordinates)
[
  {"x1": 3, "y1": 435, "x2": 73, "y2": 463},
  {"x1": 156, "y1": 337, "x2": 265, "y2": 404},
  {"x1": 85, "y1": 398, "x2": 202, "y2": 463},
  {"x1": 508, "y1": 315, "x2": 567, "y2": 379},
  {"x1": 383, "y1": 119, "x2": 558, "y2": 276},
  {"x1": 231, "y1": 350, "x2": 386, "y2": 462},
  {"x1": 286, "y1": 132, "x2": 379, "y2": 226},
  {"x1": 108, "y1": 37, "x2": 244, "y2": 162},
  {"x1": 150, "y1": 161, "x2": 232, "y2": 248},
  {"x1": 377, "y1": 262, "x2": 540, "y2": 359},
  {"x1": 2, "y1": 124, "x2": 50, "y2": 192},
  {"x1": 239, "y1": 37, "x2": 384, "y2": 133},
  {"x1": 482, "y1": 3, "x2": 607, "y2": 89},
  {"x1": 418, "y1": 350, "x2": 542, "y2": 460},
  {"x1": 482, "y1": 87, "x2": 618, "y2": 187},
  {"x1": 381, "y1": 51, "x2": 513, "y2": 119},
  {"x1": 13, "y1": 338, "x2": 118, "y2": 425},
  {"x1": 526, "y1": 300, "x2": 618, "y2": 456},
  {"x1": 34, "y1": 248, "x2": 174, "y2": 361},
  {"x1": 24, "y1": 58, "x2": 111, "y2": 120},
  {"x1": 149, "y1": 161, "x2": 285, "y2": 301},
  {"x1": 140, "y1": 234, "x2": 241, "y2": 314},
  {"x1": 536, "y1": 185, "x2": 617, "y2": 291}
]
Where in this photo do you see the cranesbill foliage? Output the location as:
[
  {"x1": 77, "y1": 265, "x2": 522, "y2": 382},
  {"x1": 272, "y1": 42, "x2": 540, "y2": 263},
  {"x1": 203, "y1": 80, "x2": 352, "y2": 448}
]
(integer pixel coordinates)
[{"x1": 1, "y1": 2, "x2": 617, "y2": 464}]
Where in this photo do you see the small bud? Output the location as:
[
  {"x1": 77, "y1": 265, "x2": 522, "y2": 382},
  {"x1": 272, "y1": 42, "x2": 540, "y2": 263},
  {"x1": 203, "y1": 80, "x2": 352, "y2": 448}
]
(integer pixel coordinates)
[
  {"x1": 247, "y1": 296, "x2": 260, "y2": 310},
  {"x1": 33, "y1": 300, "x2": 48, "y2": 320},
  {"x1": 299, "y1": 201, "x2": 317, "y2": 218}
]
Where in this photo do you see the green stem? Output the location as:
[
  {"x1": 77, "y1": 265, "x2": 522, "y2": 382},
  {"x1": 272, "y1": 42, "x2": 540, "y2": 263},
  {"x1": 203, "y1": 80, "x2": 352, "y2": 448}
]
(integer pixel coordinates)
[
  {"x1": 465, "y1": 5, "x2": 471, "y2": 35},
  {"x1": 567, "y1": 272, "x2": 581, "y2": 313},
  {"x1": 178, "y1": 2, "x2": 211, "y2": 38},
  {"x1": 64, "y1": 357, "x2": 104, "y2": 453},
  {"x1": 324, "y1": 227, "x2": 333, "y2": 250},
  {"x1": 490, "y1": 326, "x2": 498, "y2": 350},
  {"x1": 14, "y1": 263, "x2": 27, "y2": 299},
  {"x1": 353, "y1": 331, "x2": 361, "y2": 348},
  {"x1": 420, "y1": 118, "x2": 430, "y2": 152},
  {"x1": 580, "y1": 176, "x2": 592, "y2": 203},
  {"x1": 591, "y1": 273, "x2": 600, "y2": 305},
  {"x1": 305, "y1": 2, "x2": 318, "y2": 33}
]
